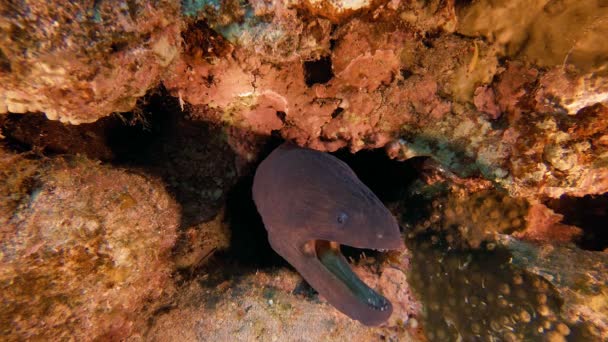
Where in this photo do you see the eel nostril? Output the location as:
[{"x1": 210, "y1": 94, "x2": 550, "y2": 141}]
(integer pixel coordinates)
[{"x1": 337, "y1": 212, "x2": 348, "y2": 224}]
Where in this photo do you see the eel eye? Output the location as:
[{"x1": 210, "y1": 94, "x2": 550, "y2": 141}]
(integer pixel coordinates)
[{"x1": 337, "y1": 212, "x2": 348, "y2": 224}]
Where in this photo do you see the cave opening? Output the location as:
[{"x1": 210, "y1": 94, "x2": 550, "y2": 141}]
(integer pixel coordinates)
[
  {"x1": 0, "y1": 90, "x2": 424, "y2": 272},
  {"x1": 333, "y1": 147, "x2": 421, "y2": 203},
  {"x1": 0, "y1": 87, "x2": 171, "y2": 163},
  {"x1": 303, "y1": 55, "x2": 334, "y2": 86},
  {"x1": 545, "y1": 193, "x2": 608, "y2": 251},
  {"x1": 222, "y1": 142, "x2": 422, "y2": 268}
]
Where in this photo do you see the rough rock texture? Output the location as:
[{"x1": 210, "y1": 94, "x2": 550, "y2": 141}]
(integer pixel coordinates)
[
  {"x1": 2, "y1": 0, "x2": 607, "y2": 199},
  {"x1": 398, "y1": 171, "x2": 606, "y2": 340},
  {"x1": 146, "y1": 251, "x2": 422, "y2": 341},
  {"x1": 173, "y1": 208, "x2": 231, "y2": 270},
  {"x1": 457, "y1": 0, "x2": 608, "y2": 73},
  {"x1": 0, "y1": 1, "x2": 181, "y2": 123},
  {"x1": 408, "y1": 236, "x2": 581, "y2": 341},
  {"x1": 513, "y1": 203, "x2": 582, "y2": 244},
  {"x1": 1, "y1": 0, "x2": 607, "y2": 340},
  {"x1": 457, "y1": 0, "x2": 608, "y2": 115},
  {"x1": 162, "y1": 0, "x2": 608, "y2": 201},
  {"x1": 398, "y1": 165, "x2": 581, "y2": 249},
  {"x1": 502, "y1": 236, "x2": 608, "y2": 340},
  {"x1": 0, "y1": 148, "x2": 179, "y2": 340}
]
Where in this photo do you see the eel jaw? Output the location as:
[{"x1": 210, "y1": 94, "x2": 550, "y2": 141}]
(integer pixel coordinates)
[{"x1": 297, "y1": 239, "x2": 394, "y2": 326}]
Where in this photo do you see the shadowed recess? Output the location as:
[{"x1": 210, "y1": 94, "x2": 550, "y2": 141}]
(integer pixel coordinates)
[
  {"x1": 223, "y1": 173, "x2": 287, "y2": 268},
  {"x1": 545, "y1": 193, "x2": 608, "y2": 251},
  {"x1": 0, "y1": 86, "x2": 242, "y2": 230},
  {"x1": 106, "y1": 88, "x2": 240, "y2": 228},
  {"x1": 0, "y1": 112, "x2": 122, "y2": 160},
  {"x1": 303, "y1": 55, "x2": 334, "y2": 86},
  {"x1": 222, "y1": 142, "x2": 422, "y2": 269},
  {"x1": 332, "y1": 147, "x2": 421, "y2": 203}
]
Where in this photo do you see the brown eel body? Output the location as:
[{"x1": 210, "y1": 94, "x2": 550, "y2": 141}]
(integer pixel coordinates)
[{"x1": 252, "y1": 143, "x2": 404, "y2": 326}]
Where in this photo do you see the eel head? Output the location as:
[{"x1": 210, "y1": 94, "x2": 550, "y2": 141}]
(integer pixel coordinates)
[
  {"x1": 275, "y1": 192, "x2": 404, "y2": 326},
  {"x1": 253, "y1": 144, "x2": 404, "y2": 325}
]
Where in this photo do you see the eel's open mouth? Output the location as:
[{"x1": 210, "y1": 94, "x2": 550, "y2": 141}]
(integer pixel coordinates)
[{"x1": 306, "y1": 240, "x2": 391, "y2": 312}]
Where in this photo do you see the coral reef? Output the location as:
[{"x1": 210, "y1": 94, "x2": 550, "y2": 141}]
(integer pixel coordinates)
[
  {"x1": 146, "y1": 251, "x2": 421, "y2": 341},
  {"x1": 457, "y1": 0, "x2": 608, "y2": 74},
  {"x1": 0, "y1": 148, "x2": 179, "y2": 340},
  {"x1": 2, "y1": 0, "x2": 607, "y2": 198},
  {"x1": 407, "y1": 237, "x2": 580, "y2": 341},
  {"x1": 398, "y1": 172, "x2": 605, "y2": 340},
  {"x1": 0, "y1": 1, "x2": 181, "y2": 123},
  {"x1": 502, "y1": 236, "x2": 608, "y2": 340},
  {"x1": 162, "y1": 0, "x2": 608, "y2": 200},
  {"x1": 513, "y1": 203, "x2": 582, "y2": 244},
  {"x1": 401, "y1": 179, "x2": 584, "y2": 250},
  {"x1": 0, "y1": 0, "x2": 607, "y2": 340}
]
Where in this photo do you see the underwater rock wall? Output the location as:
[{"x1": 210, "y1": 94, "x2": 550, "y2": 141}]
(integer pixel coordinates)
[
  {"x1": 1, "y1": 0, "x2": 607, "y2": 198},
  {"x1": 0, "y1": 150, "x2": 179, "y2": 340},
  {"x1": 1, "y1": 0, "x2": 608, "y2": 341},
  {"x1": 0, "y1": 1, "x2": 181, "y2": 123},
  {"x1": 165, "y1": 0, "x2": 608, "y2": 200}
]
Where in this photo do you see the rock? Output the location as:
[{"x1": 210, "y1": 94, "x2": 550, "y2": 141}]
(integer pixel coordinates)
[
  {"x1": 2, "y1": 0, "x2": 607, "y2": 200},
  {"x1": 1, "y1": 1, "x2": 608, "y2": 340},
  {"x1": 499, "y1": 236, "x2": 608, "y2": 340},
  {"x1": 0, "y1": 1, "x2": 181, "y2": 123},
  {"x1": 146, "y1": 252, "x2": 422, "y2": 341},
  {"x1": 514, "y1": 204, "x2": 582, "y2": 244},
  {"x1": 474, "y1": 86, "x2": 501, "y2": 120},
  {"x1": 457, "y1": 0, "x2": 608, "y2": 114},
  {"x1": 0, "y1": 149, "x2": 179, "y2": 340}
]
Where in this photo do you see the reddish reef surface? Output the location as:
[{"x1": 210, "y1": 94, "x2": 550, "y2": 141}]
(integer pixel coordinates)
[
  {"x1": 1, "y1": 0, "x2": 608, "y2": 340},
  {"x1": 0, "y1": 150, "x2": 179, "y2": 340},
  {"x1": 0, "y1": 1, "x2": 181, "y2": 123}
]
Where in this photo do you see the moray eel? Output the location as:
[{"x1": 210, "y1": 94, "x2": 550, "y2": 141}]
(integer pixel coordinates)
[{"x1": 252, "y1": 143, "x2": 404, "y2": 326}]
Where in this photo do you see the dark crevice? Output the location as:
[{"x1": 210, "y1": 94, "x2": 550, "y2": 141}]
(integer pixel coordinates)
[
  {"x1": 0, "y1": 48, "x2": 11, "y2": 73},
  {"x1": 400, "y1": 68, "x2": 413, "y2": 80},
  {"x1": 0, "y1": 112, "x2": 122, "y2": 160},
  {"x1": 332, "y1": 147, "x2": 420, "y2": 203},
  {"x1": 110, "y1": 40, "x2": 129, "y2": 53},
  {"x1": 454, "y1": 0, "x2": 474, "y2": 9},
  {"x1": 331, "y1": 107, "x2": 344, "y2": 118},
  {"x1": 275, "y1": 110, "x2": 286, "y2": 123},
  {"x1": 107, "y1": 87, "x2": 241, "y2": 228},
  {"x1": 0, "y1": 86, "x2": 241, "y2": 231},
  {"x1": 223, "y1": 173, "x2": 287, "y2": 268},
  {"x1": 303, "y1": 56, "x2": 334, "y2": 87},
  {"x1": 199, "y1": 136, "x2": 285, "y2": 270},
  {"x1": 329, "y1": 38, "x2": 338, "y2": 50},
  {"x1": 545, "y1": 193, "x2": 608, "y2": 251},
  {"x1": 421, "y1": 30, "x2": 441, "y2": 49}
]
